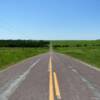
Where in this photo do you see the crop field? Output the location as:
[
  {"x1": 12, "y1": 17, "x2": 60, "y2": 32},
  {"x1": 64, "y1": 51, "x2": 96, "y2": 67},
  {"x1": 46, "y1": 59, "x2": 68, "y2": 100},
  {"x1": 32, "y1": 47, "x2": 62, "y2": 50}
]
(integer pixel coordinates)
[{"x1": 53, "y1": 40, "x2": 100, "y2": 68}]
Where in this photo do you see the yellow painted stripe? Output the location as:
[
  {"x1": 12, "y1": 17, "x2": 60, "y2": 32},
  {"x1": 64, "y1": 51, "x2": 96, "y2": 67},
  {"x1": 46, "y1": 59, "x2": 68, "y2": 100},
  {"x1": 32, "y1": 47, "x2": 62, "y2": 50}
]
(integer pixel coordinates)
[
  {"x1": 49, "y1": 57, "x2": 52, "y2": 72},
  {"x1": 49, "y1": 57, "x2": 54, "y2": 100},
  {"x1": 53, "y1": 72, "x2": 61, "y2": 99}
]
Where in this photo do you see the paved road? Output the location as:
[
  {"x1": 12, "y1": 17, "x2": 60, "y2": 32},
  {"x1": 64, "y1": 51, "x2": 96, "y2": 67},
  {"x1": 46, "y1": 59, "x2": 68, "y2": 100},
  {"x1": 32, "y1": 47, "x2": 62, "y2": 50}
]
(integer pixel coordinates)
[{"x1": 0, "y1": 52, "x2": 100, "y2": 100}]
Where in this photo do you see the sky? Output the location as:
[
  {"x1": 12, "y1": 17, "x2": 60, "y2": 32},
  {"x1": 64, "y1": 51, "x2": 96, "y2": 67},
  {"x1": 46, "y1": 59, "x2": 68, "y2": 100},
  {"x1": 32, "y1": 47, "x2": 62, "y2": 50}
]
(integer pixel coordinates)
[{"x1": 0, "y1": 0, "x2": 100, "y2": 40}]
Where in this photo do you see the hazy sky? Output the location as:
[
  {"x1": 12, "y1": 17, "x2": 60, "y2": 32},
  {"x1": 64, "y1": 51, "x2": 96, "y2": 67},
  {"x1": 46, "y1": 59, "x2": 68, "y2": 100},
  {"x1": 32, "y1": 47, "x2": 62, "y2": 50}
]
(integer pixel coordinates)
[{"x1": 0, "y1": 0, "x2": 100, "y2": 40}]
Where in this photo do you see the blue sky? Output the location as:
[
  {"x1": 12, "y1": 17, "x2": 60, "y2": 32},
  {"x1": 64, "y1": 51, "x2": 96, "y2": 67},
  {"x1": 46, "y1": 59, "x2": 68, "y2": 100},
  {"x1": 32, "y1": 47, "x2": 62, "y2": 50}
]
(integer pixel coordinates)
[{"x1": 0, "y1": 0, "x2": 100, "y2": 40}]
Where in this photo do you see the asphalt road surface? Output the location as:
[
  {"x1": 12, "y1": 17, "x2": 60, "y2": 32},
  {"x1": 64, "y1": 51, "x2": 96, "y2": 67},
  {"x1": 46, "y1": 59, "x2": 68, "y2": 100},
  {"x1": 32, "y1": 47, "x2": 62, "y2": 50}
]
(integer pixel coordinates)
[{"x1": 0, "y1": 52, "x2": 100, "y2": 100}]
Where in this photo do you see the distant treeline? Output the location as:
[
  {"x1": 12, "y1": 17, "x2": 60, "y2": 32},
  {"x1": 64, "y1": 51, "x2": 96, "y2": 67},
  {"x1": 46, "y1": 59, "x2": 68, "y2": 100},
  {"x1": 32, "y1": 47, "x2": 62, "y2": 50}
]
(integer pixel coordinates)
[
  {"x1": 53, "y1": 40, "x2": 100, "y2": 48},
  {"x1": 0, "y1": 40, "x2": 49, "y2": 47},
  {"x1": 53, "y1": 44, "x2": 100, "y2": 48}
]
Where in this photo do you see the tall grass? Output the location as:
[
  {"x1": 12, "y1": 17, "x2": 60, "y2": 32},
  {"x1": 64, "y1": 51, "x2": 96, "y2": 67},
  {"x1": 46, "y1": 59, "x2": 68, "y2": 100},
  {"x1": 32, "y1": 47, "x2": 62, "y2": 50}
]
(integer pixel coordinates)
[
  {"x1": 0, "y1": 48, "x2": 48, "y2": 70},
  {"x1": 53, "y1": 40, "x2": 100, "y2": 47},
  {"x1": 53, "y1": 40, "x2": 100, "y2": 68}
]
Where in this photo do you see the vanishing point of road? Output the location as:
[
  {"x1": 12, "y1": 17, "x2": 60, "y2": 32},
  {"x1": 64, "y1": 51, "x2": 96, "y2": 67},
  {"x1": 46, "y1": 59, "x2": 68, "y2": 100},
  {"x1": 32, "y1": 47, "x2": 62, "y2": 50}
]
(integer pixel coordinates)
[{"x1": 0, "y1": 52, "x2": 100, "y2": 100}]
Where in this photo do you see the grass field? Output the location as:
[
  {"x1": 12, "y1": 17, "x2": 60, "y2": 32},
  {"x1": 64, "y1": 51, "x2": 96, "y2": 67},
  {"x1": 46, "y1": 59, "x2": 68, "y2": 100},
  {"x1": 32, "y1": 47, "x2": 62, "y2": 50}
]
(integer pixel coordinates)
[
  {"x1": 53, "y1": 40, "x2": 100, "y2": 68},
  {"x1": 0, "y1": 48, "x2": 48, "y2": 70},
  {"x1": 53, "y1": 40, "x2": 100, "y2": 47}
]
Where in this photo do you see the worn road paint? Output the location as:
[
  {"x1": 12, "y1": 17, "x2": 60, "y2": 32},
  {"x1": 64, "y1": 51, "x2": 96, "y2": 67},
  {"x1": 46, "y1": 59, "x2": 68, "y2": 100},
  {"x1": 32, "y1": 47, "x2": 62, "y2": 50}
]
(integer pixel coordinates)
[
  {"x1": 0, "y1": 59, "x2": 40, "y2": 100},
  {"x1": 53, "y1": 72, "x2": 61, "y2": 99}
]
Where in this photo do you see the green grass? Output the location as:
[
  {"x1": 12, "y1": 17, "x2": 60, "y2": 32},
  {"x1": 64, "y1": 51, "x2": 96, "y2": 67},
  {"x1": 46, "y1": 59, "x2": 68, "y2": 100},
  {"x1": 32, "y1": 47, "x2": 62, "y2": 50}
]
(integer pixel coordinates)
[
  {"x1": 53, "y1": 40, "x2": 100, "y2": 68},
  {"x1": 0, "y1": 47, "x2": 48, "y2": 70},
  {"x1": 53, "y1": 40, "x2": 100, "y2": 47}
]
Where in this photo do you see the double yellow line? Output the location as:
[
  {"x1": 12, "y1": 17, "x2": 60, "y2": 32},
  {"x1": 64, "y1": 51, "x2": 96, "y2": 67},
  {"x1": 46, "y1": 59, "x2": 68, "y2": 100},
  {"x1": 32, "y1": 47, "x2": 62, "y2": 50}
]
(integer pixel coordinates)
[{"x1": 49, "y1": 56, "x2": 61, "y2": 100}]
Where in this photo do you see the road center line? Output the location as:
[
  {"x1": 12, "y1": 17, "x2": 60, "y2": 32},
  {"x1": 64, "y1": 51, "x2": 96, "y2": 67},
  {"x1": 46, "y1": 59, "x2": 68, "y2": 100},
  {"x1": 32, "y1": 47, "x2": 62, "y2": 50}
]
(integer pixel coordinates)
[
  {"x1": 53, "y1": 72, "x2": 61, "y2": 99},
  {"x1": 49, "y1": 56, "x2": 54, "y2": 100}
]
